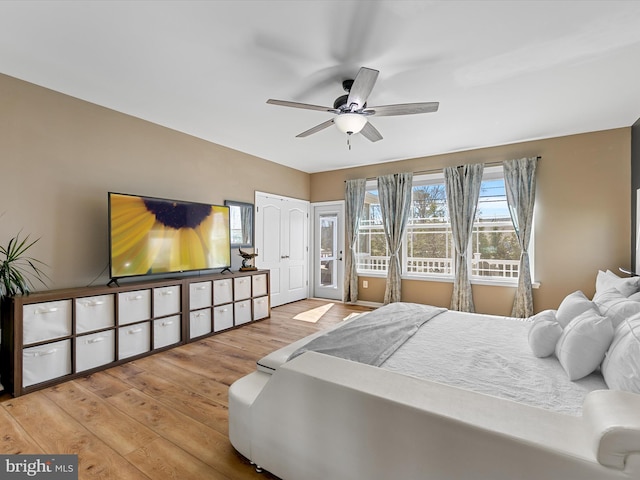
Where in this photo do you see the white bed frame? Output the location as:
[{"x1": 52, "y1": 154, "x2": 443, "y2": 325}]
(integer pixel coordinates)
[{"x1": 229, "y1": 321, "x2": 640, "y2": 480}]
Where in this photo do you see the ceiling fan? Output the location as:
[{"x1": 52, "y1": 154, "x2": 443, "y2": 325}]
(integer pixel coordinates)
[{"x1": 267, "y1": 67, "x2": 439, "y2": 145}]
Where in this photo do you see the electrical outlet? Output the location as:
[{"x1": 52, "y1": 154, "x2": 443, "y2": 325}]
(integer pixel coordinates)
[{"x1": 362, "y1": 280, "x2": 368, "y2": 288}]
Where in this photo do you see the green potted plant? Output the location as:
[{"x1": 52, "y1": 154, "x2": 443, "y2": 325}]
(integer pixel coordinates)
[
  {"x1": 0, "y1": 232, "x2": 49, "y2": 301},
  {"x1": 0, "y1": 231, "x2": 48, "y2": 392}
]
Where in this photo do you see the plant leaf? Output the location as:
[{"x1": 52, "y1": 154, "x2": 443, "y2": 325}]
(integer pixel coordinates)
[{"x1": 0, "y1": 231, "x2": 49, "y2": 299}]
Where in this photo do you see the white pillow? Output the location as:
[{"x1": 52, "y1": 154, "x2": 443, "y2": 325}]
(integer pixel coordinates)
[
  {"x1": 556, "y1": 290, "x2": 596, "y2": 328},
  {"x1": 528, "y1": 310, "x2": 562, "y2": 358},
  {"x1": 601, "y1": 314, "x2": 640, "y2": 393},
  {"x1": 594, "y1": 288, "x2": 629, "y2": 305},
  {"x1": 594, "y1": 288, "x2": 640, "y2": 329},
  {"x1": 594, "y1": 270, "x2": 640, "y2": 298},
  {"x1": 555, "y1": 309, "x2": 614, "y2": 381},
  {"x1": 628, "y1": 291, "x2": 640, "y2": 302}
]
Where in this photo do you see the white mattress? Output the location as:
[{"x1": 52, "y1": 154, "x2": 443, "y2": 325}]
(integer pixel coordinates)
[{"x1": 381, "y1": 310, "x2": 608, "y2": 415}]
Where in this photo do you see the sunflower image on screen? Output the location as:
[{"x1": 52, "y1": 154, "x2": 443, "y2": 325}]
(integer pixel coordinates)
[{"x1": 109, "y1": 193, "x2": 231, "y2": 278}]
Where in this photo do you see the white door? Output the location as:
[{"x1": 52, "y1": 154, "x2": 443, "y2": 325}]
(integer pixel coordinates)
[
  {"x1": 313, "y1": 202, "x2": 344, "y2": 300},
  {"x1": 255, "y1": 192, "x2": 309, "y2": 307}
]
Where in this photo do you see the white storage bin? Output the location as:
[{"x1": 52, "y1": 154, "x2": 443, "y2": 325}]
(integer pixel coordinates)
[
  {"x1": 23, "y1": 300, "x2": 72, "y2": 345},
  {"x1": 118, "y1": 322, "x2": 151, "y2": 359},
  {"x1": 118, "y1": 290, "x2": 151, "y2": 325},
  {"x1": 154, "y1": 315, "x2": 181, "y2": 349},
  {"x1": 76, "y1": 294, "x2": 115, "y2": 333},
  {"x1": 234, "y1": 300, "x2": 252, "y2": 325},
  {"x1": 252, "y1": 273, "x2": 268, "y2": 297},
  {"x1": 153, "y1": 285, "x2": 181, "y2": 317},
  {"x1": 23, "y1": 339, "x2": 71, "y2": 387},
  {"x1": 190, "y1": 308, "x2": 212, "y2": 338},
  {"x1": 76, "y1": 330, "x2": 115, "y2": 372},
  {"x1": 253, "y1": 296, "x2": 269, "y2": 321},
  {"x1": 213, "y1": 305, "x2": 234, "y2": 332},
  {"x1": 234, "y1": 276, "x2": 252, "y2": 301},
  {"x1": 213, "y1": 279, "x2": 233, "y2": 305},
  {"x1": 190, "y1": 281, "x2": 212, "y2": 310}
]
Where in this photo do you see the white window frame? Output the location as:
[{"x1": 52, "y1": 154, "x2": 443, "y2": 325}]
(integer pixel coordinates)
[
  {"x1": 402, "y1": 172, "x2": 454, "y2": 282},
  {"x1": 355, "y1": 180, "x2": 389, "y2": 278},
  {"x1": 467, "y1": 165, "x2": 532, "y2": 287}
]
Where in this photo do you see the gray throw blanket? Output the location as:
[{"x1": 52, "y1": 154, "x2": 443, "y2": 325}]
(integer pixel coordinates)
[{"x1": 288, "y1": 302, "x2": 446, "y2": 367}]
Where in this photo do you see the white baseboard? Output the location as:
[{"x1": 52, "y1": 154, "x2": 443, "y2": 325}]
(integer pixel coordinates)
[
  {"x1": 352, "y1": 300, "x2": 383, "y2": 308},
  {"x1": 306, "y1": 297, "x2": 382, "y2": 308}
]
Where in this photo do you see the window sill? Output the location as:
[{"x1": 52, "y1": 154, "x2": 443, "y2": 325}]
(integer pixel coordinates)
[
  {"x1": 356, "y1": 271, "x2": 388, "y2": 279},
  {"x1": 358, "y1": 272, "x2": 540, "y2": 289}
]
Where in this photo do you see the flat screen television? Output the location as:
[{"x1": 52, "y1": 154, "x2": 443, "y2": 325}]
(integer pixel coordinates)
[{"x1": 108, "y1": 192, "x2": 231, "y2": 281}]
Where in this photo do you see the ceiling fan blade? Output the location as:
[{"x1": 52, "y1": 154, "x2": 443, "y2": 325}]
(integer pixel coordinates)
[
  {"x1": 296, "y1": 119, "x2": 335, "y2": 138},
  {"x1": 267, "y1": 99, "x2": 338, "y2": 113},
  {"x1": 346, "y1": 67, "x2": 379, "y2": 110},
  {"x1": 360, "y1": 121, "x2": 383, "y2": 142},
  {"x1": 363, "y1": 102, "x2": 439, "y2": 117}
]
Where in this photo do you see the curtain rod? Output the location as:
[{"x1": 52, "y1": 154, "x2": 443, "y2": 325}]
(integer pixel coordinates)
[{"x1": 344, "y1": 156, "x2": 542, "y2": 182}]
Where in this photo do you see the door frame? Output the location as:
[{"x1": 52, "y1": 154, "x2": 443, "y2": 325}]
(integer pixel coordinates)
[
  {"x1": 254, "y1": 191, "x2": 310, "y2": 307},
  {"x1": 311, "y1": 201, "x2": 345, "y2": 301}
]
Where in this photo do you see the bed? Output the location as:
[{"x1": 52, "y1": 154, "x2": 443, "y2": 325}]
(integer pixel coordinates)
[{"x1": 228, "y1": 271, "x2": 640, "y2": 480}]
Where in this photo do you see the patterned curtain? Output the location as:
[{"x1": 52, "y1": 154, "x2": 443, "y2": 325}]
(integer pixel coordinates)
[
  {"x1": 503, "y1": 157, "x2": 538, "y2": 317},
  {"x1": 344, "y1": 179, "x2": 366, "y2": 303},
  {"x1": 444, "y1": 164, "x2": 484, "y2": 312},
  {"x1": 377, "y1": 172, "x2": 413, "y2": 304}
]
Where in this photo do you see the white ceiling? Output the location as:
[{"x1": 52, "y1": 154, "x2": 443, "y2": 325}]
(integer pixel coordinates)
[{"x1": 1, "y1": 1, "x2": 640, "y2": 173}]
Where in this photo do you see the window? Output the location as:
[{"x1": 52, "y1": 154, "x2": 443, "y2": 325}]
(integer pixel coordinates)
[
  {"x1": 471, "y1": 167, "x2": 521, "y2": 280},
  {"x1": 356, "y1": 188, "x2": 388, "y2": 274},
  {"x1": 404, "y1": 174, "x2": 453, "y2": 275},
  {"x1": 355, "y1": 166, "x2": 528, "y2": 284}
]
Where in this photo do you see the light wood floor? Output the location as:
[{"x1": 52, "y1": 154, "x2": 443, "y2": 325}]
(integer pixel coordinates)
[{"x1": 0, "y1": 299, "x2": 372, "y2": 480}]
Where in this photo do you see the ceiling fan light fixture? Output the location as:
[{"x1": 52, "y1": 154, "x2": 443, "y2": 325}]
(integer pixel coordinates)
[{"x1": 334, "y1": 113, "x2": 367, "y2": 135}]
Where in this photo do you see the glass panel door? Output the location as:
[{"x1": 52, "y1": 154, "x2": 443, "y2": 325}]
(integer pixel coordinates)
[
  {"x1": 320, "y1": 214, "x2": 338, "y2": 288},
  {"x1": 313, "y1": 202, "x2": 344, "y2": 300}
]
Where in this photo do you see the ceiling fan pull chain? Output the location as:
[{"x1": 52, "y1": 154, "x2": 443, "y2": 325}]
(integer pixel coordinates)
[{"x1": 347, "y1": 135, "x2": 351, "y2": 150}]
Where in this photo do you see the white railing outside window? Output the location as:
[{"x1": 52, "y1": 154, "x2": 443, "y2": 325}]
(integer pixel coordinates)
[
  {"x1": 407, "y1": 257, "x2": 453, "y2": 275},
  {"x1": 357, "y1": 220, "x2": 521, "y2": 280},
  {"x1": 471, "y1": 254, "x2": 519, "y2": 278},
  {"x1": 357, "y1": 254, "x2": 519, "y2": 278},
  {"x1": 356, "y1": 255, "x2": 390, "y2": 273}
]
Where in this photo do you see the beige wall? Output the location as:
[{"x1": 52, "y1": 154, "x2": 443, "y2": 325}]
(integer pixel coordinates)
[
  {"x1": 311, "y1": 128, "x2": 632, "y2": 315},
  {"x1": 0, "y1": 74, "x2": 310, "y2": 289}
]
